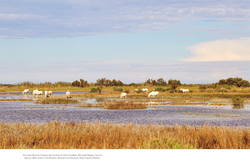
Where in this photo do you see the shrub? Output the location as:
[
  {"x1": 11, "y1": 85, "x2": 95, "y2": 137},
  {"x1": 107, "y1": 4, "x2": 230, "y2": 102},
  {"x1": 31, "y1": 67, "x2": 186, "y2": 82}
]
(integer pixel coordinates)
[
  {"x1": 155, "y1": 87, "x2": 165, "y2": 92},
  {"x1": 165, "y1": 87, "x2": 171, "y2": 91},
  {"x1": 199, "y1": 85, "x2": 207, "y2": 89},
  {"x1": 236, "y1": 80, "x2": 250, "y2": 87},
  {"x1": 72, "y1": 80, "x2": 80, "y2": 87},
  {"x1": 169, "y1": 90, "x2": 174, "y2": 93},
  {"x1": 113, "y1": 87, "x2": 123, "y2": 92},
  {"x1": 90, "y1": 88, "x2": 97, "y2": 93},
  {"x1": 231, "y1": 96, "x2": 244, "y2": 108},
  {"x1": 124, "y1": 89, "x2": 130, "y2": 93},
  {"x1": 207, "y1": 84, "x2": 217, "y2": 88}
]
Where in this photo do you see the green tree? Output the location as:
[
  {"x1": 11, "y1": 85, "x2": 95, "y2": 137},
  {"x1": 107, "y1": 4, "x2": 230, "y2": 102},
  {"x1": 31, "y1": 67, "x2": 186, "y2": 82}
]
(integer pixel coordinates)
[
  {"x1": 157, "y1": 78, "x2": 167, "y2": 86},
  {"x1": 72, "y1": 80, "x2": 80, "y2": 87}
]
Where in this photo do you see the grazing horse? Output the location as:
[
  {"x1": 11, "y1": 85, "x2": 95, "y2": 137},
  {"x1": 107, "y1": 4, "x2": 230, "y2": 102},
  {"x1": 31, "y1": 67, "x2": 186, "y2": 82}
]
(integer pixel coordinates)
[
  {"x1": 33, "y1": 89, "x2": 43, "y2": 96},
  {"x1": 66, "y1": 90, "x2": 71, "y2": 98},
  {"x1": 47, "y1": 91, "x2": 53, "y2": 96},
  {"x1": 180, "y1": 88, "x2": 189, "y2": 93},
  {"x1": 22, "y1": 89, "x2": 29, "y2": 95},
  {"x1": 148, "y1": 91, "x2": 159, "y2": 98},
  {"x1": 120, "y1": 92, "x2": 126, "y2": 99},
  {"x1": 142, "y1": 88, "x2": 148, "y2": 92},
  {"x1": 45, "y1": 90, "x2": 53, "y2": 97}
]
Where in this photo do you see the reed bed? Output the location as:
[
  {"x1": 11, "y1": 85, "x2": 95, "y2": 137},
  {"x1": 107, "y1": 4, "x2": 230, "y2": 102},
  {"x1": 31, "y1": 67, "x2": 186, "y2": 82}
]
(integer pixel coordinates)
[
  {"x1": 76, "y1": 103, "x2": 105, "y2": 108},
  {"x1": 0, "y1": 122, "x2": 249, "y2": 149},
  {"x1": 76, "y1": 100, "x2": 147, "y2": 109},
  {"x1": 36, "y1": 98, "x2": 79, "y2": 104},
  {"x1": 103, "y1": 100, "x2": 147, "y2": 109},
  {"x1": 0, "y1": 99, "x2": 33, "y2": 101}
]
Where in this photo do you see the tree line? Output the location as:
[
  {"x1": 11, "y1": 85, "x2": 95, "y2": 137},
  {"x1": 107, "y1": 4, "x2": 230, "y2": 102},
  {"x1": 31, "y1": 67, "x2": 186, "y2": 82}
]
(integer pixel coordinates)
[
  {"x1": 218, "y1": 77, "x2": 250, "y2": 87},
  {"x1": 71, "y1": 78, "x2": 181, "y2": 87},
  {"x1": 1, "y1": 77, "x2": 249, "y2": 88}
]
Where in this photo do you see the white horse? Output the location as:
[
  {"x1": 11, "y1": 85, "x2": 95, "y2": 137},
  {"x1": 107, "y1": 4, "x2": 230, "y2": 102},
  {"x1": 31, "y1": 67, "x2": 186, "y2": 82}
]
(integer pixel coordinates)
[
  {"x1": 47, "y1": 91, "x2": 53, "y2": 96},
  {"x1": 120, "y1": 92, "x2": 126, "y2": 98},
  {"x1": 22, "y1": 89, "x2": 29, "y2": 95},
  {"x1": 66, "y1": 90, "x2": 71, "y2": 98},
  {"x1": 44, "y1": 90, "x2": 53, "y2": 97},
  {"x1": 45, "y1": 90, "x2": 53, "y2": 97},
  {"x1": 180, "y1": 88, "x2": 189, "y2": 93},
  {"x1": 33, "y1": 89, "x2": 43, "y2": 96},
  {"x1": 148, "y1": 91, "x2": 159, "y2": 98},
  {"x1": 142, "y1": 88, "x2": 148, "y2": 92}
]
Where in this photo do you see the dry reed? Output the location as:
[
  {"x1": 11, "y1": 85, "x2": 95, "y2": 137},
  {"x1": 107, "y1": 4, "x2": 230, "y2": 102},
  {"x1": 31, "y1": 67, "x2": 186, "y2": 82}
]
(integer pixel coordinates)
[
  {"x1": 0, "y1": 121, "x2": 249, "y2": 149},
  {"x1": 103, "y1": 100, "x2": 147, "y2": 109}
]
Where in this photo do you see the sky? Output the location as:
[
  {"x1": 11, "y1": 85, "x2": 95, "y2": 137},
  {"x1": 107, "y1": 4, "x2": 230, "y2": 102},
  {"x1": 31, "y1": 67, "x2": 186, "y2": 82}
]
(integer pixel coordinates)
[{"x1": 0, "y1": 0, "x2": 250, "y2": 84}]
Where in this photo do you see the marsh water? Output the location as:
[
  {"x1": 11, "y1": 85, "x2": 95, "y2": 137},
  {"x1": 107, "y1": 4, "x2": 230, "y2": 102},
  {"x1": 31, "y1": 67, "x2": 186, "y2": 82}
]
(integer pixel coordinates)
[{"x1": 1, "y1": 92, "x2": 250, "y2": 128}]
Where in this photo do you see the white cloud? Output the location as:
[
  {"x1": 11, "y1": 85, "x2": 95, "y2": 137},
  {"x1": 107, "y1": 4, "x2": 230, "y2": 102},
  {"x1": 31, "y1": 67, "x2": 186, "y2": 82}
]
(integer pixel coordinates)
[
  {"x1": 0, "y1": 13, "x2": 43, "y2": 20},
  {"x1": 0, "y1": 1, "x2": 250, "y2": 38},
  {"x1": 183, "y1": 37, "x2": 250, "y2": 62}
]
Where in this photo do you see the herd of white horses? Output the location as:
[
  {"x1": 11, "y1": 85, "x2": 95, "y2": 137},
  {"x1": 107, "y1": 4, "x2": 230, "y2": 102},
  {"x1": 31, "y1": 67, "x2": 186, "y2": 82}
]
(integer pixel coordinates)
[
  {"x1": 22, "y1": 89, "x2": 71, "y2": 98},
  {"x1": 22, "y1": 87, "x2": 189, "y2": 99},
  {"x1": 120, "y1": 88, "x2": 190, "y2": 99}
]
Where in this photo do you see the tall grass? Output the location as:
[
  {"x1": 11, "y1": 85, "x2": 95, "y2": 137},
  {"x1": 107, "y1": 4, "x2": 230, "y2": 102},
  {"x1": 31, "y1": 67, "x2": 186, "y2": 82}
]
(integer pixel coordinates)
[
  {"x1": 103, "y1": 100, "x2": 147, "y2": 109},
  {"x1": 37, "y1": 98, "x2": 79, "y2": 104},
  {"x1": 76, "y1": 100, "x2": 147, "y2": 109},
  {"x1": 0, "y1": 122, "x2": 249, "y2": 149}
]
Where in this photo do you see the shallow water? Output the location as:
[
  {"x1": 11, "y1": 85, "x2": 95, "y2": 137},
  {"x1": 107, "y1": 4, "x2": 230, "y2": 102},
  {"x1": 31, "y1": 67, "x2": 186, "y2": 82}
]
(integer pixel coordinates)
[{"x1": 0, "y1": 93, "x2": 250, "y2": 127}]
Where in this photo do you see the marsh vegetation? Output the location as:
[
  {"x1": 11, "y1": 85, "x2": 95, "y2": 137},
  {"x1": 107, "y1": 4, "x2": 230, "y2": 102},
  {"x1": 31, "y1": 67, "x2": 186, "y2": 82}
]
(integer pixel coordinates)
[
  {"x1": 0, "y1": 121, "x2": 249, "y2": 149},
  {"x1": 36, "y1": 98, "x2": 79, "y2": 104}
]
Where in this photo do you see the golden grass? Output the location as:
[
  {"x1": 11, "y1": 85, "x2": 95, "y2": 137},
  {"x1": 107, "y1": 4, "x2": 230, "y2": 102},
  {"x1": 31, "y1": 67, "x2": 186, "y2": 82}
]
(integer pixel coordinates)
[
  {"x1": 36, "y1": 98, "x2": 79, "y2": 104},
  {"x1": 103, "y1": 100, "x2": 147, "y2": 109},
  {"x1": 0, "y1": 121, "x2": 249, "y2": 149},
  {"x1": 0, "y1": 99, "x2": 33, "y2": 101},
  {"x1": 76, "y1": 100, "x2": 147, "y2": 109}
]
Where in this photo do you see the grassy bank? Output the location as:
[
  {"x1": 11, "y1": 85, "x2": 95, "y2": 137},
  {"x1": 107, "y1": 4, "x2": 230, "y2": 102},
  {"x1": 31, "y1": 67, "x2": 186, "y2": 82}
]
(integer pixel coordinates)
[{"x1": 0, "y1": 122, "x2": 249, "y2": 149}]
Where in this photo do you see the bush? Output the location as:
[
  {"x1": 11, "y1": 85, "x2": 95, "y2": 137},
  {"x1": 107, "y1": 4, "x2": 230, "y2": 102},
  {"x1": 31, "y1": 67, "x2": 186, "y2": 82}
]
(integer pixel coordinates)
[
  {"x1": 165, "y1": 87, "x2": 171, "y2": 91},
  {"x1": 236, "y1": 80, "x2": 250, "y2": 87},
  {"x1": 199, "y1": 85, "x2": 207, "y2": 89},
  {"x1": 207, "y1": 84, "x2": 217, "y2": 88},
  {"x1": 231, "y1": 96, "x2": 244, "y2": 108},
  {"x1": 72, "y1": 80, "x2": 80, "y2": 87},
  {"x1": 113, "y1": 87, "x2": 123, "y2": 92},
  {"x1": 90, "y1": 88, "x2": 97, "y2": 93},
  {"x1": 124, "y1": 89, "x2": 130, "y2": 93},
  {"x1": 169, "y1": 90, "x2": 174, "y2": 93},
  {"x1": 155, "y1": 87, "x2": 165, "y2": 92}
]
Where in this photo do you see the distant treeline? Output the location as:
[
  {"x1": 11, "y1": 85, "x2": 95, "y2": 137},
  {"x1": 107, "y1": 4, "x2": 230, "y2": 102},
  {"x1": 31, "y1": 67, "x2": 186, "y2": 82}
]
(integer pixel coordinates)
[
  {"x1": 1, "y1": 77, "x2": 249, "y2": 88},
  {"x1": 71, "y1": 78, "x2": 181, "y2": 87}
]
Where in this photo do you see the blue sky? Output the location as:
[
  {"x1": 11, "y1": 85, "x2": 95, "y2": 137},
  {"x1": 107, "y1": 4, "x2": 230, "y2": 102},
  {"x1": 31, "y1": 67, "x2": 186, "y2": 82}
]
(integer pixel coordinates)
[{"x1": 0, "y1": 0, "x2": 250, "y2": 84}]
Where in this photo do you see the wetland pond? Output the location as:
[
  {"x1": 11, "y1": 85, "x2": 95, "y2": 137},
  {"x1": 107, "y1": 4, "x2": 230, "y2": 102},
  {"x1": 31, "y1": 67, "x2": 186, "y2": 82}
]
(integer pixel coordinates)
[{"x1": 0, "y1": 91, "x2": 250, "y2": 128}]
